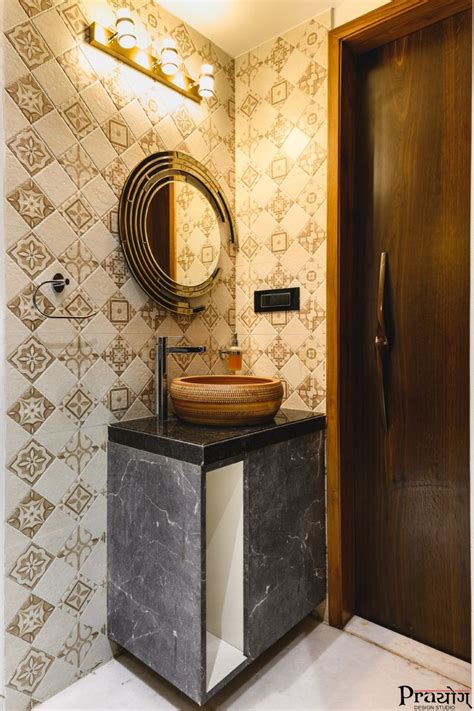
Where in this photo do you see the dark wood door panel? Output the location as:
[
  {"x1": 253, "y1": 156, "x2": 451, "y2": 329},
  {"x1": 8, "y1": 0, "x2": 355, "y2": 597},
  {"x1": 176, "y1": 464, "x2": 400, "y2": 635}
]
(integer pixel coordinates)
[{"x1": 353, "y1": 9, "x2": 471, "y2": 660}]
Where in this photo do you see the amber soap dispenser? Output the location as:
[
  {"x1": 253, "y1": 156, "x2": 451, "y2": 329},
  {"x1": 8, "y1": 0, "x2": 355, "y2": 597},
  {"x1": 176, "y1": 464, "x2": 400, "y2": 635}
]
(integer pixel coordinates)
[{"x1": 219, "y1": 333, "x2": 243, "y2": 372}]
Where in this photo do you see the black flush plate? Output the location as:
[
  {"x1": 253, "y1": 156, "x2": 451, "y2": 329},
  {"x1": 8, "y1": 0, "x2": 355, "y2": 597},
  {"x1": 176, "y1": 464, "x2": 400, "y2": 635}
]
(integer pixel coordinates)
[{"x1": 254, "y1": 287, "x2": 300, "y2": 313}]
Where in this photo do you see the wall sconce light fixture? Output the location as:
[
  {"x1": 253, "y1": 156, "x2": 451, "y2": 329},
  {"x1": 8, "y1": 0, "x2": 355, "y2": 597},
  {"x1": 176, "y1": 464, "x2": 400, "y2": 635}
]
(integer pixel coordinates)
[
  {"x1": 114, "y1": 9, "x2": 136, "y2": 49},
  {"x1": 88, "y1": 12, "x2": 216, "y2": 103},
  {"x1": 198, "y1": 64, "x2": 215, "y2": 99},
  {"x1": 159, "y1": 37, "x2": 180, "y2": 75}
]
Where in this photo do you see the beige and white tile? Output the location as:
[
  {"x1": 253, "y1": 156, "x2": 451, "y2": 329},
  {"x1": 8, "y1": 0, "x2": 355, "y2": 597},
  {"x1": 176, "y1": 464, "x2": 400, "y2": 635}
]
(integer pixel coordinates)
[
  {"x1": 0, "y1": 0, "x2": 251, "y2": 706},
  {"x1": 34, "y1": 58, "x2": 77, "y2": 106},
  {"x1": 35, "y1": 109, "x2": 77, "y2": 156},
  {"x1": 80, "y1": 82, "x2": 116, "y2": 124},
  {"x1": 81, "y1": 175, "x2": 117, "y2": 217},
  {"x1": 35, "y1": 161, "x2": 77, "y2": 206},
  {"x1": 33, "y1": 9, "x2": 76, "y2": 56}
]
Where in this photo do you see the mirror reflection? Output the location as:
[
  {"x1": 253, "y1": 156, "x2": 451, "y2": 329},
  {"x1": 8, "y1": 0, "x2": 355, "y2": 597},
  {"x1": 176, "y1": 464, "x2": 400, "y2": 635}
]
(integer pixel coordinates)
[{"x1": 146, "y1": 181, "x2": 221, "y2": 287}]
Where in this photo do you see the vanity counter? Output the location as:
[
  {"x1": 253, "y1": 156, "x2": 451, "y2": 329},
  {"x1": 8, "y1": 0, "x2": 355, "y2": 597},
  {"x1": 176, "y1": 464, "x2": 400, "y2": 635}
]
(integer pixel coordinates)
[
  {"x1": 107, "y1": 408, "x2": 326, "y2": 705},
  {"x1": 108, "y1": 408, "x2": 325, "y2": 465}
]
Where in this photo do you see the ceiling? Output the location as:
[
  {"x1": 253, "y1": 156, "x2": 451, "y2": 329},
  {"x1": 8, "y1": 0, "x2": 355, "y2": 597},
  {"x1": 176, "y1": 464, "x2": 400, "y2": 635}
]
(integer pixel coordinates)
[{"x1": 156, "y1": 0, "x2": 334, "y2": 57}]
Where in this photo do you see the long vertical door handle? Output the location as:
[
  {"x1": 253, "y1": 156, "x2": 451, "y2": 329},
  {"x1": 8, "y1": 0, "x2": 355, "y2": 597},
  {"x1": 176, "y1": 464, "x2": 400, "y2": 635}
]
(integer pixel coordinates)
[{"x1": 375, "y1": 252, "x2": 389, "y2": 431}]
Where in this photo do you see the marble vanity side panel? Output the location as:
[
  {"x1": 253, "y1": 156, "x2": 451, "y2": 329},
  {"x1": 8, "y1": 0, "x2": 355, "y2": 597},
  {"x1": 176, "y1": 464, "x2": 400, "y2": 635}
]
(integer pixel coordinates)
[
  {"x1": 107, "y1": 442, "x2": 205, "y2": 705},
  {"x1": 246, "y1": 430, "x2": 325, "y2": 659}
]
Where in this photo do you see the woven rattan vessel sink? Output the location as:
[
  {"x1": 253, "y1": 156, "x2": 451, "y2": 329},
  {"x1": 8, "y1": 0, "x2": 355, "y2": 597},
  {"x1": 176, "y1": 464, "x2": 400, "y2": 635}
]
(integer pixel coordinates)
[{"x1": 169, "y1": 375, "x2": 284, "y2": 426}]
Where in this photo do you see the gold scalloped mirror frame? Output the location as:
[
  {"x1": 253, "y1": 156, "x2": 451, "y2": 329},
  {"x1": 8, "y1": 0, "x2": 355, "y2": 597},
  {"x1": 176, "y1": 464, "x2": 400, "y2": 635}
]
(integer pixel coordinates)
[{"x1": 119, "y1": 151, "x2": 237, "y2": 315}]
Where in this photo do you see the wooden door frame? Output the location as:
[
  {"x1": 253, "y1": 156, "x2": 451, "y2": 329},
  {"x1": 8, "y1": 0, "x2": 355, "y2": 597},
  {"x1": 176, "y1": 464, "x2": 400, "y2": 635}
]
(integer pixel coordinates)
[{"x1": 326, "y1": 0, "x2": 471, "y2": 629}]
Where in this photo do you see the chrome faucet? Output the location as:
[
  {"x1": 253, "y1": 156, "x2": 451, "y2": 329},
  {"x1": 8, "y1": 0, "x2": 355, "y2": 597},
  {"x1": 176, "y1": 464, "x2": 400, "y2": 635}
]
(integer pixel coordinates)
[{"x1": 156, "y1": 336, "x2": 206, "y2": 421}]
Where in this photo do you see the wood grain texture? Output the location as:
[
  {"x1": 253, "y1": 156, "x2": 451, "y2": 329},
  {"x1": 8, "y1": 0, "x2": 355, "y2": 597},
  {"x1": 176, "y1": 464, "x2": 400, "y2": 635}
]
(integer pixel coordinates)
[
  {"x1": 353, "y1": 10, "x2": 471, "y2": 659},
  {"x1": 327, "y1": 37, "x2": 358, "y2": 628},
  {"x1": 327, "y1": 0, "x2": 471, "y2": 634},
  {"x1": 331, "y1": 0, "x2": 471, "y2": 55}
]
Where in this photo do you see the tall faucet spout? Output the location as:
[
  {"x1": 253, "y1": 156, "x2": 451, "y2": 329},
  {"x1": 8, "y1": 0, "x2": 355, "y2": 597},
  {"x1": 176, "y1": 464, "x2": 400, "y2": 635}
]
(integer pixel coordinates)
[
  {"x1": 168, "y1": 346, "x2": 206, "y2": 354},
  {"x1": 156, "y1": 336, "x2": 206, "y2": 422}
]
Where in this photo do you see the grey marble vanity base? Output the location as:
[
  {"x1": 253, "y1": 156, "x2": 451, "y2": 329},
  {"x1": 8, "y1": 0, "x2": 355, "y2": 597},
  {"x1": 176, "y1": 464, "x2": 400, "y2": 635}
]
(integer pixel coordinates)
[
  {"x1": 245, "y1": 430, "x2": 326, "y2": 659},
  {"x1": 107, "y1": 410, "x2": 326, "y2": 705},
  {"x1": 108, "y1": 444, "x2": 205, "y2": 704}
]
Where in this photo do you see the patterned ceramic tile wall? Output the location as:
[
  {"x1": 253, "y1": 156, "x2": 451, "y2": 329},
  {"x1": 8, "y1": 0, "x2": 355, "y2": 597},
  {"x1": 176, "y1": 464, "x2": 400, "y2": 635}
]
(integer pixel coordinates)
[
  {"x1": 2, "y1": 0, "x2": 235, "y2": 707},
  {"x1": 235, "y1": 11, "x2": 330, "y2": 412}
]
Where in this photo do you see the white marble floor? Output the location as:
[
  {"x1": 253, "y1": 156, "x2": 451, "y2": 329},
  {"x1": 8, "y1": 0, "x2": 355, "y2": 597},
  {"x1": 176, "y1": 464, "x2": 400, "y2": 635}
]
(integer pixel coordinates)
[{"x1": 38, "y1": 616, "x2": 471, "y2": 711}]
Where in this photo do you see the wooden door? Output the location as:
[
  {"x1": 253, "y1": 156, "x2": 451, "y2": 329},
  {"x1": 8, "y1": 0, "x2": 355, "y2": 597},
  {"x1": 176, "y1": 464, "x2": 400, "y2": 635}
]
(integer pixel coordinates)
[{"x1": 352, "y1": 9, "x2": 471, "y2": 660}]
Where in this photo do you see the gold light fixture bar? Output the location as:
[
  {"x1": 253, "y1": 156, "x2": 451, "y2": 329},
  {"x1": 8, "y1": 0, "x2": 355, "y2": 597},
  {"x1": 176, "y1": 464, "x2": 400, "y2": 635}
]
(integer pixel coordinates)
[{"x1": 87, "y1": 22, "x2": 202, "y2": 103}]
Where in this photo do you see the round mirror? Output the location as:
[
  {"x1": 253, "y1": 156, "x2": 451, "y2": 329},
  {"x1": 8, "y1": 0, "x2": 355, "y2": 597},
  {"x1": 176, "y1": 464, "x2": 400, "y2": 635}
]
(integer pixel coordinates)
[
  {"x1": 146, "y1": 181, "x2": 221, "y2": 288},
  {"x1": 119, "y1": 151, "x2": 237, "y2": 315}
]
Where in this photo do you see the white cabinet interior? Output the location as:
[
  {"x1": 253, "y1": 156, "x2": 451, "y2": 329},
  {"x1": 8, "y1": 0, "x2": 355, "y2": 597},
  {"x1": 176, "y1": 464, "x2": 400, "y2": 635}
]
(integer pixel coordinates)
[{"x1": 206, "y1": 461, "x2": 247, "y2": 691}]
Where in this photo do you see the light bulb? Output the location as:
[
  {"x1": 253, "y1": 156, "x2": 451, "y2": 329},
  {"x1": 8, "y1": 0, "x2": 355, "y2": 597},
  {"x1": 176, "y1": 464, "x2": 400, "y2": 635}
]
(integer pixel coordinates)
[
  {"x1": 115, "y1": 9, "x2": 136, "y2": 49},
  {"x1": 160, "y1": 38, "x2": 179, "y2": 75},
  {"x1": 198, "y1": 63, "x2": 215, "y2": 99}
]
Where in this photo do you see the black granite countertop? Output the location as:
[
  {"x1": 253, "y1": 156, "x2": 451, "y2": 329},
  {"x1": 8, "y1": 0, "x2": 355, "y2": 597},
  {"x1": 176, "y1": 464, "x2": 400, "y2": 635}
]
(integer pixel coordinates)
[{"x1": 108, "y1": 409, "x2": 326, "y2": 466}]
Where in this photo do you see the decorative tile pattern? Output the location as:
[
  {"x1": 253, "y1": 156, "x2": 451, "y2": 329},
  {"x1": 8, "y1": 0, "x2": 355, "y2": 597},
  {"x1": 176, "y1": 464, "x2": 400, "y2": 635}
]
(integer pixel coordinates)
[
  {"x1": 58, "y1": 144, "x2": 98, "y2": 188},
  {"x1": 102, "y1": 115, "x2": 133, "y2": 154},
  {"x1": 173, "y1": 106, "x2": 195, "y2": 139},
  {"x1": 61, "y1": 385, "x2": 96, "y2": 425},
  {"x1": 9, "y1": 439, "x2": 54, "y2": 485},
  {"x1": 58, "y1": 430, "x2": 98, "y2": 475},
  {"x1": 57, "y1": 46, "x2": 96, "y2": 92},
  {"x1": 102, "y1": 206, "x2": 119, "y2": 236},
  {"x1": 5, "y1": 74, "x2": 54, "y2": 123},
  {"x1": 9, "y1": 543, "x2": 53, "y2": 589},
  {"x1": 7, "y1": 179, "x2": 54, "y2": 228},
  {"x1": 8, "y1": 336, "x2": 55, "y2": 382},
  {"x1": 60, "y1": 193, "x2": 96, "y2": 235},
  {"x1": 139, "y1": 128, "x2": 165, "y2": 155},
  {"x1": 103, "y1": 336, "x2": 135, "y2": 375},
  {"x1": 8, "y1": 647, "x2": 54, "y2": 694},
  {"x1": 268, "y1": 113, "x2": 292, "y2": 148},
  {"x1": 8, "y1": 232, "x2": 55, "y2": 279},
  {"x1": 101, "y1": 67, "x2": 135, "y2": 110},
  {"x1": 8, "y1": 283, "x2": 54, "y2": 331},
  {"x1": 63, "y1": 577, "x2": 94, "y2": 612},
  {"x1": 19, "y1": 0, "x2": 53, "y2": 17},
  {"x1": 8, "y1": 127, "x2": 53, "y2": 175},
  {"x1": 7, "y1": 490, "x2": 54, "y2": 538},
  {"x1": 6, "y1": 21, "x2": 52, "y2": 69},
  {"x1": 235, "y1": 13, "x2": 328, "y2": 411},
  {"x1": 101, "y1": 157, "x2": 128, "y2": 197},
  {"x1": 64, "y1": 290, "x2": 97, "y2": 321},
  {"x1": 58, "y1": 526, "x2": 97, "y2": 570},
  {"x1": 58, "y1": 623, "x2": 98, "y2": 668},
  {"x1": 104, "y1": 294, "x2": 133, "y2": 330},
  {"x1": 59, "y1": 241, "x2": 98, "y2": 282},
  {"x1": 265, "y1": 37, "x2": 293, "y2": 72},
  {"x1": 7, "y1": 594, "x2": 54, "y2": 643},
  {"x1": 60, "y1": 97, "x2": 97, "y2": 140},
  {"x1": 3, "y1": 0, "x2": 239, "y2": 705},
  {"x1": 171, "y1": 24, "x2": 195, "y2": 59},
  {"x1": 267, "y1": 189, "x2": 292, "y2": 221},
  {"x1": 8, "y1": 386, "x2": 55, "y2": 433},
  {"x1": 240, "y1": 93, "x2": 259, "y2": 118},
  {"x1": 58, "y1": 336, "x2": 98, "y2": 379},
  {"x1": 102, "y1": 249, "x2": 128, "y2": 288},
  {"x1": 63, "y1": 483, "x2": 93, "y2": 517},
  {"x1": 105, "y1": 379, "x2": 132, "y2": 419},
  {"x1": 298, "y1": 374, "x2": 324, "y2": 409},
  {"x1": 58, "y1": 0, "x2": 89, "y2": 37},
  {"x1": 298, "y1": 61, "x2": 327, "y2": 97}
]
